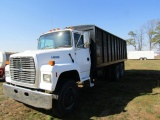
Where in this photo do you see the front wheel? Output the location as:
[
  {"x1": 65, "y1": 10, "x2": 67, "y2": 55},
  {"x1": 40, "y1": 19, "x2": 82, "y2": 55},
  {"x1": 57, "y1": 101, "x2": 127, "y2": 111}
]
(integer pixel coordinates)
[{"x1": 52, "y1": 81, "x2": 79, "y2": 117}]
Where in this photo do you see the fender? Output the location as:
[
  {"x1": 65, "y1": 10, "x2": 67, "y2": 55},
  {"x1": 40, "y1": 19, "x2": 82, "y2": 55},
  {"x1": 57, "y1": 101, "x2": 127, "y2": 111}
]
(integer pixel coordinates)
[{"x1": 40, "y1": 63, "x2": 80, "y2": 91}]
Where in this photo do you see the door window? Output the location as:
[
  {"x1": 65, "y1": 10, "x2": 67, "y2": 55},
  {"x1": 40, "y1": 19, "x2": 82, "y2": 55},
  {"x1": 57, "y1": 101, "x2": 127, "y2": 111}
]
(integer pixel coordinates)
[{"x1": 74, "y1": 33, "x2": 84, "y2": 48}]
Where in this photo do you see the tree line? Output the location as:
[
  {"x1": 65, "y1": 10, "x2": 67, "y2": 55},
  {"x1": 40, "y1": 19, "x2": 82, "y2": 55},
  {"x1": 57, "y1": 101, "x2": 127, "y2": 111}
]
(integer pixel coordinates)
[{"x1": 126, "y1": 19, "x2": 160, "y2": 51}]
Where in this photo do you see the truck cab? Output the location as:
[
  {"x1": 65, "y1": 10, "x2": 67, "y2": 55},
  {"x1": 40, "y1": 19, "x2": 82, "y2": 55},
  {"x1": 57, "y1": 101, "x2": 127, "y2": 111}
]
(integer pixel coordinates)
[{"x1": 3, "y1": 27, "x2": 92, "y2": 117}]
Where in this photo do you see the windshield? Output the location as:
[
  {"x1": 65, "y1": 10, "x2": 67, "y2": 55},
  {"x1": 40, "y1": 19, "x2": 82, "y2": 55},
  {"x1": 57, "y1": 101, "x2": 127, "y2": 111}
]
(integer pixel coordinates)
[{"x1": 38, "y1": 31, "x2": 72, "y2": 50}]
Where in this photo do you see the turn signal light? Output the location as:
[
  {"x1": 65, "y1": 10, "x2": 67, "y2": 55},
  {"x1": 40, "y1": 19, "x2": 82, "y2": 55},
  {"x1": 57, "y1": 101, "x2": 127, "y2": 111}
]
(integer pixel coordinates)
[
  {"x1": 6, "y1": 61, "x2": 10, "y2": 65},
  {"x1": 65, "y1": 26, "x2": 73, "y2": 29},
  {"x1": 48, "y1": 61, "x2": 55, "y2": 66}
]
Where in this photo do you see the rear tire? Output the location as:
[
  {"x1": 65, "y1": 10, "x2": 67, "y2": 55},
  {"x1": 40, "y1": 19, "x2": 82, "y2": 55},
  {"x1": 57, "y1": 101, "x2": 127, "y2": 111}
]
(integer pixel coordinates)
[
  {"x1": 119, "y1": 62, "x2": 124, "y2": 78},
  {"x1": 112, "y1": 64, "x2": 120, "y2": 81},
  {"x1": 52, "y1": 81, "x2": 79, "y2": 117}
]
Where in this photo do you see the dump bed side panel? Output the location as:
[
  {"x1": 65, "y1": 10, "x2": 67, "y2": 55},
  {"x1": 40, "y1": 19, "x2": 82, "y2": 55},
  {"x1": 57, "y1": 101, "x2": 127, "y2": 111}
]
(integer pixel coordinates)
[{"x1": 95, "y1": 26, "x2": 127, "y2": 67}]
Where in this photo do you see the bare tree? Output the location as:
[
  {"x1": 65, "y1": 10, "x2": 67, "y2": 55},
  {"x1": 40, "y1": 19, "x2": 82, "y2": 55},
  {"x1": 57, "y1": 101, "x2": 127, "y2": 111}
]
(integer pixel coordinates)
[
  {"x1": 145, "y1": 19, "x2": 158, "y2": 50},
  {"x1": 126, "y1": 27, "x2": 145, "y2": 51},
  {"x1": 127, "y1": 19, "x2": 160, "y2": 51},
  {"x1": 136, "y1": 26, "x2": 145, "y2": 51}
]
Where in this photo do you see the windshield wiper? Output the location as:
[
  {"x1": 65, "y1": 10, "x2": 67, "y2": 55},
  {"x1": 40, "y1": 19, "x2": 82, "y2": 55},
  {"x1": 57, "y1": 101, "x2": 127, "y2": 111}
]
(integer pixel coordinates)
[
  {"x1": 55, "y1": 45, "x2": 71, "y2": 49},
  {"x1": 41, "y1": 45, "x2": 54, "y2": 49}
]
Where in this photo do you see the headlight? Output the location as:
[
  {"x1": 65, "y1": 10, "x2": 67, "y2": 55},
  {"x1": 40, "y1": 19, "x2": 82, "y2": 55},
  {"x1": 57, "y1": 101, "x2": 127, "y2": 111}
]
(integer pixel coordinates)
[
  {"x1": 43, "y1": 74, "x2": 51, "y2": 83},
  {"x1": 5, "y1": 71, "x2": 10, "y2": 77}
]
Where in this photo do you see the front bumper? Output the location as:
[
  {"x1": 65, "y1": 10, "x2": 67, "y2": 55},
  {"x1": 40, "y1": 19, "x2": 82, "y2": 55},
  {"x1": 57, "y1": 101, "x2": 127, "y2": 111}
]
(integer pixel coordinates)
[{"x1": 3, "y1": 83, "x2": 56, "y2": 109}]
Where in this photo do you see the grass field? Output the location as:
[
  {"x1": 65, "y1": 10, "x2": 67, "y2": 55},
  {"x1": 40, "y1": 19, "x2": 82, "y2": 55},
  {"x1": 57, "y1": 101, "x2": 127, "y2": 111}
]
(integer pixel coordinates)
[{"x1": 1, "y1": 60, "x2": 160, "y2": 120}]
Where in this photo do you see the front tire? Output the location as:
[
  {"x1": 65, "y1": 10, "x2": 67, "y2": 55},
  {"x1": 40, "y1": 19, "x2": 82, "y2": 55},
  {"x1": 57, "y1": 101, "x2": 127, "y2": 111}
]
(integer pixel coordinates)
[{"x1": 52, "y1": 81, "x2": 79, "y2": 117}]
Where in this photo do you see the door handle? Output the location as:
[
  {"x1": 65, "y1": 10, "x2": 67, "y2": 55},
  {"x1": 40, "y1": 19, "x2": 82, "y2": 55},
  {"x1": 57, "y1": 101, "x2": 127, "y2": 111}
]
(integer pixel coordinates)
[{"x1": 87, "y1": 58, "x2": 89, "y2": 61}]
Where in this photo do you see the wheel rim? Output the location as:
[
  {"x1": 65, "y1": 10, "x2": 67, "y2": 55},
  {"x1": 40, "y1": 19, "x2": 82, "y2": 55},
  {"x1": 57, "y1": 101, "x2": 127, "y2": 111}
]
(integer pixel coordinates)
[{"x1": 63, "y1": 87, "x2": 76, "y2": 109}]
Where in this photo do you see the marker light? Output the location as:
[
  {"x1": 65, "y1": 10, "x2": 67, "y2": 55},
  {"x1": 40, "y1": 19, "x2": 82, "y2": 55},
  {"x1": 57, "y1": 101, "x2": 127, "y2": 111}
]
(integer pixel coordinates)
[
  {"x1": 48, "y1": 61, "x2": 55, "y2": 66},
  {"x1": 64, "y1": 26, "x2": 73, "y2": 29},
  {"x1": 6, "y1": 61, "x2": 10, "y2": 65},
  {"x1": 70, "y1": 26, "x2": 73, "y2": 29}
]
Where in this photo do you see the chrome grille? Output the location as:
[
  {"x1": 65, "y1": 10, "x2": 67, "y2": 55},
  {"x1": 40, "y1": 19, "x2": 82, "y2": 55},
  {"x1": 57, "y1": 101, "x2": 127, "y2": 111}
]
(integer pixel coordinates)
[{"x1": 10, "y1": 57, "x2": 36, "y2": 84}]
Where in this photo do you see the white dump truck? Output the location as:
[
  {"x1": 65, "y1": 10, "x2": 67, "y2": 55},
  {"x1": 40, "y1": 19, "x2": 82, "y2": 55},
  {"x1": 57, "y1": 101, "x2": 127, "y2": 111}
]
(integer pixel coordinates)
[
  {"x1": 3, "y1": 25, "x2": 127, "y2": 117},
  {"x1": 0, "y1": 52, "x2": 15, "y2": 80},
  {"x1": 127, "y1": 51, "x2": 155, "y2": 60}
]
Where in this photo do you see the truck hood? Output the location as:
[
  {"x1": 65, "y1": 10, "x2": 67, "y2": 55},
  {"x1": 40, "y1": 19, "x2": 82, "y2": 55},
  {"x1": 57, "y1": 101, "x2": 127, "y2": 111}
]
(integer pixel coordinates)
[
  {"x1": 8, "y1": 48, "x2": 75, "y2": 88},
  {"x1": 10, "y1": 48, "x2": 75, "y2": 67}
]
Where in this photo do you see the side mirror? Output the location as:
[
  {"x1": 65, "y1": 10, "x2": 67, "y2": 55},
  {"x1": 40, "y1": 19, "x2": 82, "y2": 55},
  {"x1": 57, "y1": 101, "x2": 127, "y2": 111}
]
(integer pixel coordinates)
[{"x1": 83, "y1": 32, "x2": 90, "y2": 48}]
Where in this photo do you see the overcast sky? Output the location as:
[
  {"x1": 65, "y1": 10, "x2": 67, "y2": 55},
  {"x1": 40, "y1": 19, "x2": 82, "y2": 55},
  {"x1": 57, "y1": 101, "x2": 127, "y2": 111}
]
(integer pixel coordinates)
[{"x1": 0, "y1": 0, "x2": 160, "y2": 52}]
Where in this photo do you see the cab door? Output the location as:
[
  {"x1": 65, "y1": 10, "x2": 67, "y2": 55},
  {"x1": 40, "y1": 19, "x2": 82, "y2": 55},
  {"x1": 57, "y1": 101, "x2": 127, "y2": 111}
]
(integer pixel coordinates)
[{"x1": 74, "y1": 32, "x2": 91, "y2": 81}]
